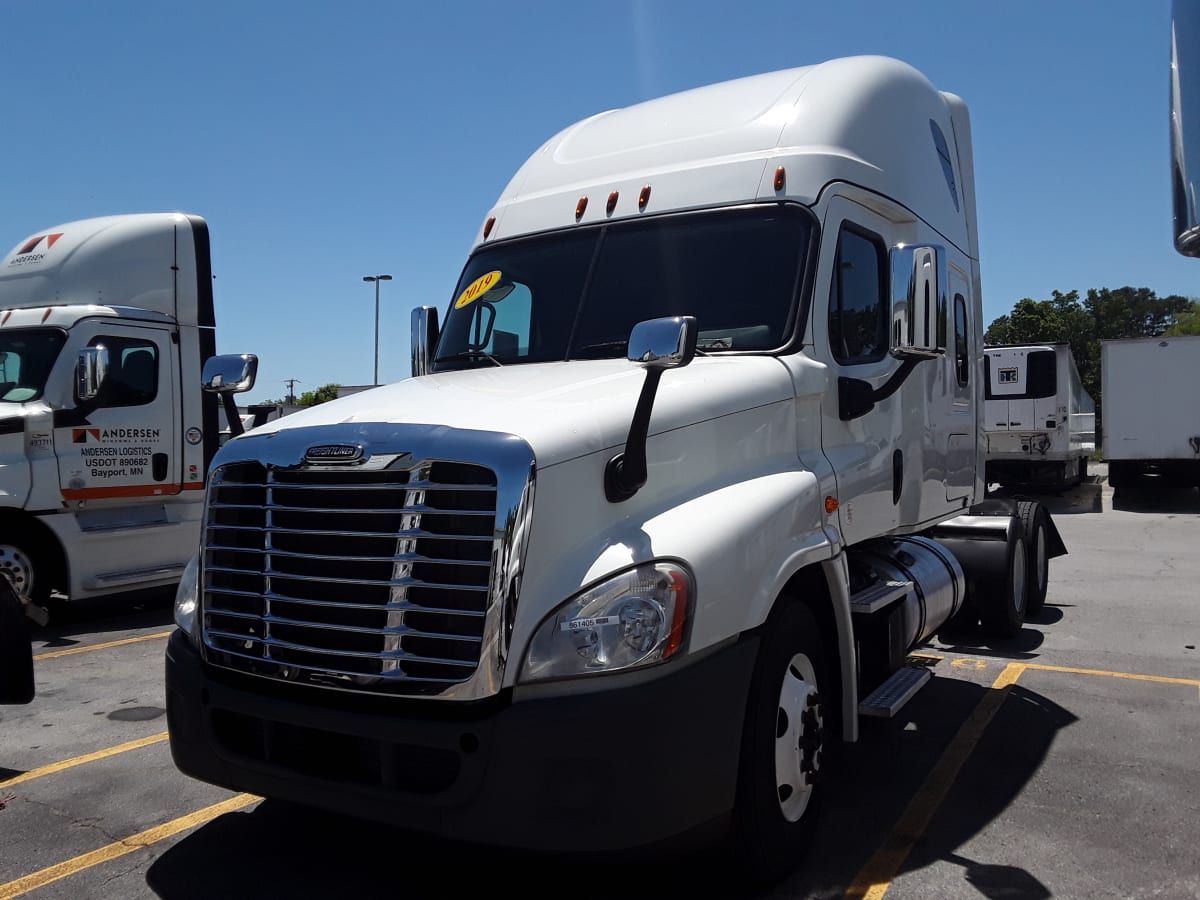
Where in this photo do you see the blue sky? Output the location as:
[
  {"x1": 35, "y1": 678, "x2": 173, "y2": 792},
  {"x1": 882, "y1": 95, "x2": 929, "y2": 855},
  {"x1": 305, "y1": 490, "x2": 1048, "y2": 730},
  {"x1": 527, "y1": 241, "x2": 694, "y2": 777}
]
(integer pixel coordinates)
[{"x1": 3, "y1": 1, "x2": 1193, "y2": 403}]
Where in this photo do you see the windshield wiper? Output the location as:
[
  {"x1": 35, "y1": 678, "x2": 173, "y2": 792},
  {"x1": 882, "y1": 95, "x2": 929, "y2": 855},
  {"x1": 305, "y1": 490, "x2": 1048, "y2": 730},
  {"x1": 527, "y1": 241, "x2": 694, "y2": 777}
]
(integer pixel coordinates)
[
  {"x1": 436, "y1": 350, "x2": 503, "y2": 368},
  {"x1": 573, "y1": 340, "x2": 628, "y2": 358}
]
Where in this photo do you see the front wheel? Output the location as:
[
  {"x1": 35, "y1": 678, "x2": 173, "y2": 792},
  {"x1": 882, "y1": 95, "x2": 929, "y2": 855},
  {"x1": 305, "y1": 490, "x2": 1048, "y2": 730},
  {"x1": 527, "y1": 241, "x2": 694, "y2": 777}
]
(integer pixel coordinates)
[
  {"x1": 0, "y1": 540, "x2": 51, "y2": 610},
  {"x1": 731, "y1": 601, "x2": 829, "y2": 886}
]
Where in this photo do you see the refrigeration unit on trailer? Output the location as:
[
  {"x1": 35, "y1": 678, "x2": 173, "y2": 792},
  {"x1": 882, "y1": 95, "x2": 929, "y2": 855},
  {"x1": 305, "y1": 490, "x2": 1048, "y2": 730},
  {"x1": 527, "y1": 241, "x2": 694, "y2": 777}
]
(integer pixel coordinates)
[
  {"x1": 1102, "y1": 335, "x2": 1200, "y2": 488},
  {"x1": 983, "y1": 343, "x2": 1095, "y2": 489},
  {"x1": 0, "y1": 213, "x2": 257, "y2": 624},
  {"x1": 167, "y1": 55, "x2": 1066, "y2": 883}
]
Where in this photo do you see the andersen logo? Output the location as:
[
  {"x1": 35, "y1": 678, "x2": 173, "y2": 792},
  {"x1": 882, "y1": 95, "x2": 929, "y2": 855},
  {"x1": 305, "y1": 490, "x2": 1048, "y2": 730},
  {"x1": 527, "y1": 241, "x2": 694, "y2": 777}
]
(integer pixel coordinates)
[{"x1": 8, "y1": 232, "x2": 64, "y2": 267}]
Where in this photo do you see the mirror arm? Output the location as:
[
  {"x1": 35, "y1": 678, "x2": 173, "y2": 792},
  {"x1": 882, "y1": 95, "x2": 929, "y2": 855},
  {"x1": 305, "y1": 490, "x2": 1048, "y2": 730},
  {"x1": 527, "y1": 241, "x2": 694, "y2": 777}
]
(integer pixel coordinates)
[
  {"x1": 222, "y1": 393, "x2": 245, "y2": 437},
  {"x1": 604, "y1": 367, "x2": 666, "y2": 503},
  {"x1": 838, "y1": 357, "x2": 923, "y2": 421}
]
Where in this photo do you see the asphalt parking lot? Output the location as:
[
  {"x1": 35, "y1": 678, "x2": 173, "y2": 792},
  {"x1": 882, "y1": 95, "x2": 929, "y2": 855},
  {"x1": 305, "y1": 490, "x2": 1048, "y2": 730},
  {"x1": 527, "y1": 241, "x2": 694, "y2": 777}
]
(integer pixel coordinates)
[{"x1": 1, "y1": 466, "x2": 1198, "y2": 899}]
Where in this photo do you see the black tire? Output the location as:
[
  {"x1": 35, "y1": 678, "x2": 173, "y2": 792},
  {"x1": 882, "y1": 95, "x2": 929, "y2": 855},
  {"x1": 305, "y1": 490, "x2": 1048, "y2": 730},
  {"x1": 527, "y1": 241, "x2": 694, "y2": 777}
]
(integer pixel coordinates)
[
  {"x1": 978, "y1": 526, "x2": 1029, "y2": 639},
  {"x1": 731, "y1": 601, "x2": 830, "y2": 886},
  {"x1": 1016, "y1": 500, "x2": 1049, "y2": 615},
  {"x1": 0, "y1": 577, "x2": 35, "y2": 704}
]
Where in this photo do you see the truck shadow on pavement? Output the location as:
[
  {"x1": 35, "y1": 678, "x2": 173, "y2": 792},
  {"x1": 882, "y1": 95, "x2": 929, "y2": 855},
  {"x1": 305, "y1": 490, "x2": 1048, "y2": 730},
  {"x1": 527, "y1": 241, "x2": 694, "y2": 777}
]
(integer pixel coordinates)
[
  {"x1": 31, "y1": 586, "x2": 175, "y2": 649},
  {"x1": 145, "y1": 679, "x2": 1074, "y2": 900},
  {"x1": 1111, "y1": 482, "x2": 1200, "y2": 514}
]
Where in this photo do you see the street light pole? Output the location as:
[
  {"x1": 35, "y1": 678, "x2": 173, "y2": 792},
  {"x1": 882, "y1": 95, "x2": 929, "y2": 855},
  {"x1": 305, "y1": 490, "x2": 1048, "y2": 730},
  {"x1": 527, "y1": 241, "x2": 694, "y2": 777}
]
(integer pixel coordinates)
[{"x1": 362, "y1": 274, "x2": 393, "y2": 385}]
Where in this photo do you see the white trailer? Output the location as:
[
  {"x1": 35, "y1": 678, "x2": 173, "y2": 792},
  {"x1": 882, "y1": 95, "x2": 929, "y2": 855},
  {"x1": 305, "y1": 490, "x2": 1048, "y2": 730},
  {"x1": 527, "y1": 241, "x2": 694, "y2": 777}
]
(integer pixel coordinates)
[
  {"x1": 1102, "y1": 335, "x2": 1200, "y2": 488},
  {"x1": 983, "y1": 343, "x2": 1096, "y2": 489},
  {"x1": 167, "y1": 56, "x2": 1065, "y2": 882},
  {"x1": 0, "y1": 214, "x2": 256, "y2": 622}
]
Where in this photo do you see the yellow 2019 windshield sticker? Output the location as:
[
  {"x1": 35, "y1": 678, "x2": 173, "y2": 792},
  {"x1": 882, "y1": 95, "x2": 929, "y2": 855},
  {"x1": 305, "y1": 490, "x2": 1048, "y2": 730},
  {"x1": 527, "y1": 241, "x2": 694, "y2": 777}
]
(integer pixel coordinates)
[{"x1": 455, "y1": 270, "x2": 502, "y2": 309}]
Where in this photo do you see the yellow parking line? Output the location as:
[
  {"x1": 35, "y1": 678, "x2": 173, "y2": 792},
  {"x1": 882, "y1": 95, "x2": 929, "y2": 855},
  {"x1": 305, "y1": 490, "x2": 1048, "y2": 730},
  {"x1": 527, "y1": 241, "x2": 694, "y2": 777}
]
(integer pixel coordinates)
[
  {"x1": 0, "y1": 793, "x2": 258, "y2": 899},
  {"x1": 844, "y1": 662, "x2": 1026, "y2": 900},
  {"x1": 1023, "y1": 662, "x2": 1200, "y2": 687},
  {"x1": 34, "y1": 631, "x2": 172, "y2": 661},
  {"x1": 0, "y1": 733, "x2": 169, "y2": 788}
]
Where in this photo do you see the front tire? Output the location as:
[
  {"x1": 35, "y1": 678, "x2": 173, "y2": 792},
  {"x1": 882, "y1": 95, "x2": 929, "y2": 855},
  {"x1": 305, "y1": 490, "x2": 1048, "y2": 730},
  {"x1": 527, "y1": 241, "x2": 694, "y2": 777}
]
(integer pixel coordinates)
[
  {"x1": 731, "y1": 600, "x2": 829, "y2": 885},
  {"x1": 0, "y1": 539, "x2": 51, "y2": 610}
]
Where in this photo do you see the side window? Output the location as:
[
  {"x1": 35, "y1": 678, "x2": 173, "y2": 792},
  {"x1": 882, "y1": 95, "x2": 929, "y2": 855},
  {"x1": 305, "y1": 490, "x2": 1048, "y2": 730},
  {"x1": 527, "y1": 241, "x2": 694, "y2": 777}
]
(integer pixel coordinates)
[
  {"x1": 829, "y1": 225, "x2": 887, "y2": 365},
  {"x1": 953, "y1": 293, "x2": 969, "y2": 386},
  {"x1": 90, "y1": 336, "x2": 159, "y2": 407}
]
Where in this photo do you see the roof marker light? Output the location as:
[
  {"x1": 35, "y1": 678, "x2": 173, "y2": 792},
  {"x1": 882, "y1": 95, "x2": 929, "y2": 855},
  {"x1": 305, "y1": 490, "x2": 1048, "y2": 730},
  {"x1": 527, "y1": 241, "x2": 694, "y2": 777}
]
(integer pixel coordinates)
[
  {"x1": 576, "y1": 196, "x2": 588, "y2": 220},
  {"x1": 638, "y1": 185, "x2": 651, "y2": 211},
  {"x1": 483, "y1": 216, "x2": 496, "y2": 239},
  {"x1": 774, "y1": 165, "x2": 786, "y2": 192},
  {"x1": 607, "y1": 191, "x2": 619, "y2": 215}
]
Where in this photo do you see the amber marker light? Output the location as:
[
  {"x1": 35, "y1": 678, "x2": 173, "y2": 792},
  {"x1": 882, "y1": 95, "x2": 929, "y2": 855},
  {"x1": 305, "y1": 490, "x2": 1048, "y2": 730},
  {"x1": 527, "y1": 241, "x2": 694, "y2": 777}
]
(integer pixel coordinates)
[
  {"x1": 483, "y1": 216, "x2": 496, "y2": 239},
  {"x1": 638, "y1": 185, "x2": 652, "y2": 210},
  {"x1": 576, "y1": 196, "x2": 589, "y2": 220},
  {"x1": 825, "y1": 496, "x2": 839, "y2": 514},
  {"x1": 662, "y1": 567, "x2": 690, "y2": 659},
  {"x1": 774, "y1": 165, "x2": 786, "y2": 192},
  {"x1": 607, "y1": 191, "x2": 619, "y2": 215}
]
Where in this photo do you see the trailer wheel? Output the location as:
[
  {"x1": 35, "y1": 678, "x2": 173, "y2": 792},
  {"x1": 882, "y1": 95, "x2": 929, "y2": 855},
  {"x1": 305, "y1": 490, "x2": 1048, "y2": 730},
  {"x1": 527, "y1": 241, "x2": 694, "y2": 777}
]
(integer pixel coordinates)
[
  {"x1": 731, "y1": 600, "x2": 828, "y2": 885},
  {"x1": 978, "y1": 527, "x2": 1028, "y2": 639},
  {"x1": 1016, "y1": 500, "x2": 1049, "y2": 615}
]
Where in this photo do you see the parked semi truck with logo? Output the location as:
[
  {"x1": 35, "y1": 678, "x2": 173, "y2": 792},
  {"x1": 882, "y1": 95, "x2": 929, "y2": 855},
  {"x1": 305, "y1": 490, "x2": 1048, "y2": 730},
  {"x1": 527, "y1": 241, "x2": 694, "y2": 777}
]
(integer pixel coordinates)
[
  {"x1": 167, "y1": 56, "x2": 1065, "y2": 881},
  {"x1": 1102, "y1": 335, "x2": 1200, "y2": 489},
  {"x1": 983, "y1": 343, "x2": 1095, "y2": 490},
  {"x1": 0, "y1": 213, "x2": 256, "y2": 624}
]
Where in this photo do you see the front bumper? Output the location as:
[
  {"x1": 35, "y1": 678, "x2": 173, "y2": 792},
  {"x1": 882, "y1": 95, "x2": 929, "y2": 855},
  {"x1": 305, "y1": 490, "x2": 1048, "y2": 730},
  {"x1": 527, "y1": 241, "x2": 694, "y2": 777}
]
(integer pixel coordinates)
[{"x1": 166, "y1": 630, "x2": 758, "y2": 852}]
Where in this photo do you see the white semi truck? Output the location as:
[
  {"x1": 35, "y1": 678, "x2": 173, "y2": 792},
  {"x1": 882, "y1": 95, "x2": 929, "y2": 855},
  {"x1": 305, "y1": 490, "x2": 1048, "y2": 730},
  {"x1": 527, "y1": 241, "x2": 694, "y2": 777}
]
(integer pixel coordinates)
[
  {"x1": 1102, "y1": 335, "x2": 1200, "y2": 489},
  {"x1": 0, "y1": 213, "x2": 256, "y2": 623},
  {"x1": 983, "y1": 343, "x2": 1096, "y2": 490},
  {"x1": 167, "y1": 56, "x2": 1065, "y2": 881}
]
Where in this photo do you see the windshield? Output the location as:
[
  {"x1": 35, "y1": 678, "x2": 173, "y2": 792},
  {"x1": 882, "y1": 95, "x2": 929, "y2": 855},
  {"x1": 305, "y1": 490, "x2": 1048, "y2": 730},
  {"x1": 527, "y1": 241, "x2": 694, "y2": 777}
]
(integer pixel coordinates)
[
  {"x1": 434, "y1": 204, "x2": 814, "y2": 369},
  {"x1": 0, "y1": 329, "x2": 68, "y2": 403}
]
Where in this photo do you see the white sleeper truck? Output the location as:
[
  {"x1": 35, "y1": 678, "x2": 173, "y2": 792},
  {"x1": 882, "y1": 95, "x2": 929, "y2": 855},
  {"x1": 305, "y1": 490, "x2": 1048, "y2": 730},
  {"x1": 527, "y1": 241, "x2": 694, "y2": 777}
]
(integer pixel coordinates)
[
  {"x1": 0, "y1": 213, "x2": 255, "y2": 623},
  {"x1": 1102, "y1": 335, "x2": 1200, "y2": 489},
  {"x1": 983, "y1": 343, "x2": 1096, "y2": 490},
  {"x1": 167, "y1": 56, "x2": 1065, "y2": 881}
]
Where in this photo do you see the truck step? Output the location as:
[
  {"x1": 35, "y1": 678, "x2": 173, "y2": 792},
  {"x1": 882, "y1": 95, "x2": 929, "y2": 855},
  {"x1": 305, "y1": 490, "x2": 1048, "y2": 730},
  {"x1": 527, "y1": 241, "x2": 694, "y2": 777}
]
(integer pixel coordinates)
[
  {"x1": 858, "y1": 665, "x2": 932, "y2": 718},
  {"x1": 849, "y1": 580, "x2": 912, "y2": 614}
]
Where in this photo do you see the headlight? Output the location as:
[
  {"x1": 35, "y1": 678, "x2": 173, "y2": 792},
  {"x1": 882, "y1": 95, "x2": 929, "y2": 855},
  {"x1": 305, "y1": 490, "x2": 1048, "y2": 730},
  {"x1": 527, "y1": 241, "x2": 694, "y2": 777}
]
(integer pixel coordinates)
[
  {"x1": 520, "y1": 561, "x2": 692, "y2": 683},
  {"x1": 174, "y1": 553, "x2": 200, "y2": 642}
]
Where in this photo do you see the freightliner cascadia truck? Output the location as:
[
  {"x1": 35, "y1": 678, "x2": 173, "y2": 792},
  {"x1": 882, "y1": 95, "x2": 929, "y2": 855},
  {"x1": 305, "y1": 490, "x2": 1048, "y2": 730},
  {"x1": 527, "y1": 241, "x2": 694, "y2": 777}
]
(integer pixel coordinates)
[
  {"x1": 167, "y1": 56, "x2": 1066, "y2": 881},
  {"x1": 0, "y1": 213, "x2": 256, "y2": 624}
]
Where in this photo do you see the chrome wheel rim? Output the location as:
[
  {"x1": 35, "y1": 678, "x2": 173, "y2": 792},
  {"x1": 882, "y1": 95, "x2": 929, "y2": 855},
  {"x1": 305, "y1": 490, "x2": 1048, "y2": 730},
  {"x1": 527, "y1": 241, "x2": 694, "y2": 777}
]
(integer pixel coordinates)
[
  {"x1": 774, "y1": 652, "x2": 821, "y2": 822},
  {"x1": 0, "y1": 544, "x2": 34, "y2": 604}
]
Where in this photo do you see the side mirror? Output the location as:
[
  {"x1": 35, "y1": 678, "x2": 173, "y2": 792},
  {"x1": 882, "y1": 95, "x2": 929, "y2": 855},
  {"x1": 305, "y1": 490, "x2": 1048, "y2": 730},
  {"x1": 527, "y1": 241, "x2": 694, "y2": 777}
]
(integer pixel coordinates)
[
  {"x1": 203, "y1": 354, "x2": 258, "y2": 440},
  {"x1": 411, "y1": 306, "x2": 441, "y2": 377},
  {"x1": 75, "y1": 345, "x2": 110, "y2": 402},
  {"x1": 627, "y1": 316, "x2": 698, "y2": 369},
  {"x1": 1173, "y1": 0, "x2": 1200, "y2": 255},
  {"x1": 202, "y1": 354, "x2": 258, "y2": 394},
  {"x1": 890, "y1": 245, "x2": 946, "y2": 360},
  {"x1": 0, "y1": 577, "x2": 35, "y2": 705},
  {"x1": 606, "y1": 316, "x2": 698, "y2": 503}
]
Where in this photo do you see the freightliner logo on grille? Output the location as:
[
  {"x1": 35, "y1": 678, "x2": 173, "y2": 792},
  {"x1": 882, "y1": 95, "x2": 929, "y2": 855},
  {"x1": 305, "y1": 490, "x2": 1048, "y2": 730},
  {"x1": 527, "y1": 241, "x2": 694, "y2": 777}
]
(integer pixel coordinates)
[{"x1": 304, "y1": 444, "x2": 365, "y2": 464}]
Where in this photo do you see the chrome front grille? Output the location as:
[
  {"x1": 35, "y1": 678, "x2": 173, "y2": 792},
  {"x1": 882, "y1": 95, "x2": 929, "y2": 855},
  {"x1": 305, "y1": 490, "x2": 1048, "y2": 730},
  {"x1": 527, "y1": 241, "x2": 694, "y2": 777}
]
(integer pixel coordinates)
[{"x1": 201, "y1": 457, "x2": 499, "y2": 695}]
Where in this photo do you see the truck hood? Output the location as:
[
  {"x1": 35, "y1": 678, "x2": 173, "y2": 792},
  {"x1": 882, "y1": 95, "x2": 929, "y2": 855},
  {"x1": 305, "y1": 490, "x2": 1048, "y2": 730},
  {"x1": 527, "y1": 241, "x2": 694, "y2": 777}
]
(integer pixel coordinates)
[{"x1": 245, "y1": 357, "x2": 795, "y2": 469}]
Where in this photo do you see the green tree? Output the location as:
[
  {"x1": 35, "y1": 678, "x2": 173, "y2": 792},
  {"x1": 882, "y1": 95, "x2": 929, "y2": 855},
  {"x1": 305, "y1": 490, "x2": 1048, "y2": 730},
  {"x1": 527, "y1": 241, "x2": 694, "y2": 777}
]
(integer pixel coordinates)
[
  {"x1": 296, "y1": 383, "x2": 341, "y2": 407},
  {"x1": 1163, "y1": 301, "x2": 1200, "y2": 336}
]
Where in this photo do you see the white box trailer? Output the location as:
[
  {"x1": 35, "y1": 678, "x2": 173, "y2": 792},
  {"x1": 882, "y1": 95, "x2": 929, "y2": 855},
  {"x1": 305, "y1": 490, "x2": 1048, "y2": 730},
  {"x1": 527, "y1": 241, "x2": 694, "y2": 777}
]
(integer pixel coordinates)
[
  {"x1": 983, "y1": 343, "x2": 1096, "y2": 489},
  {"x1": 1102, "y1": 335, "x2": 1200, "y2": 488}
]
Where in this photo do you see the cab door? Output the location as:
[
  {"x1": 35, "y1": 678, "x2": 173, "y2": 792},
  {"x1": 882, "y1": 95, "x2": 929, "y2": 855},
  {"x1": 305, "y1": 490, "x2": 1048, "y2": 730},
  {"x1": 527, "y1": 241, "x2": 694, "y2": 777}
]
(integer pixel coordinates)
[{"x1": 53, "y1": 321, "x2": 180, "y2": 501}]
